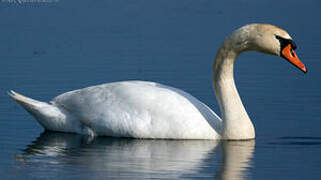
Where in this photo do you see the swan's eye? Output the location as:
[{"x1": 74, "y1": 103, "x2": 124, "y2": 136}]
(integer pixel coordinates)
[
  {"x1": 275, "y1": 35, "x2": 297, "y2": 53},
  {"x1": 290, "y1": 40, "x2": 297, "y2": 50}
]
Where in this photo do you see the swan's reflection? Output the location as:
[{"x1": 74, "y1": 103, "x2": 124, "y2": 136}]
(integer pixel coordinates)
[
  {"x1": 18, "y1": 132, "x2": 254, "y2": 179},
  {"x1": 217, "y1": 141, "x2": 255, "y2": 180}
]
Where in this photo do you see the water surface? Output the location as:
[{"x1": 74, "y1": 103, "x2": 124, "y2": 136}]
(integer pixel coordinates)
[{"x1": 0, "y1": 0, "x2": 321, "y2": 179}]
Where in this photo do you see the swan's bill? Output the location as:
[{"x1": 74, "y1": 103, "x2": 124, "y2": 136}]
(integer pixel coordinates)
[{"x1": 281, "y1": 44, "x2": 307, "y2": 73}]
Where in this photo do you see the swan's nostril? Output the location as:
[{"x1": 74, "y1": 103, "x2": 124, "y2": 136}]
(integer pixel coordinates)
[{"x1": 291, "y1": 48, "x2": 295, "y2": 57}]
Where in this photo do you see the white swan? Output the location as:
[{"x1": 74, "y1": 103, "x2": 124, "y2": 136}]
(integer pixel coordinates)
[{"x1": 9, "y1": 24, "x2": 306, "y2": 140}]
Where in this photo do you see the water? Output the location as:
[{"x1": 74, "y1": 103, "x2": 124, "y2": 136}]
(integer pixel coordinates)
[{"x1": 0, "y1": 0, "x2": 321, "y2": 179}]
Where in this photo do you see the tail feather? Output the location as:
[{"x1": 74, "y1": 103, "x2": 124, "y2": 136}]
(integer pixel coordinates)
[
  {"x1": 8, "y1": 90, "x2": 48, "y2": 109},
  {"x1": 8, "y1": 90, "x2": 82, "y2": 134}
]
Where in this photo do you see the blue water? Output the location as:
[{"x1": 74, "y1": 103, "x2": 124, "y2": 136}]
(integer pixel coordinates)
[{"x1": 1, "y1": 1, "x2": 321, "y2": 179}]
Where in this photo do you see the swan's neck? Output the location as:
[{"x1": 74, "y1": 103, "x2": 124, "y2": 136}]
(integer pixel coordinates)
[{"x1": 213, "y1": 35, "x2": 255, "y2": 140}]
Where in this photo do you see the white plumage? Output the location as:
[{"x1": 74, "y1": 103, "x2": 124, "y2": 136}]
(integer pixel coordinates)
[
  {"x1": 10, "y1": 81, "x2": 221, "y2": 139},
  {"x1": 9, "y1": 24, "x2": 306, "y2": 139}
]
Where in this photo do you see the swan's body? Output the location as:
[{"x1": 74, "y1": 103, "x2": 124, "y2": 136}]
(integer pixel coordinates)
[
  {"x1": 9, "y1": 24, "x2": 306, "y2": 140},
  {"x1": 10, "y1": 81, "x2": 221, "y2": 139}
]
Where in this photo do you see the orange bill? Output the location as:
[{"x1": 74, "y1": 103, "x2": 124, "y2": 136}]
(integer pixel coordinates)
[{"x1": 282, "y1": 44, "x2": 307, "y2": 73}]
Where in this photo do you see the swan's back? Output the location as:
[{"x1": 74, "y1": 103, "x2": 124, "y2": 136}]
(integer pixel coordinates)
[{"x1": 52, "y1": 81, "x2": 221, "y2": 139}]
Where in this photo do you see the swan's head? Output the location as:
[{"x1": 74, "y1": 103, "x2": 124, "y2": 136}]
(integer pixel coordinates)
[{"x1": 232, "y1": 24, "x2": 307, "y2": 73}]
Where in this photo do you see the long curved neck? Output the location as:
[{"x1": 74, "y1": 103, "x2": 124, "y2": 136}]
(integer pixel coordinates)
[{"x1": 213, "y1": 33, "x2": 255, "y2": 140}]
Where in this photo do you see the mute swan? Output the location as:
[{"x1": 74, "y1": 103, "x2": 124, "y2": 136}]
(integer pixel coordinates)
[{"x1": 9, "y1": 24, "x2": 306, "y2": 140}]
